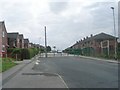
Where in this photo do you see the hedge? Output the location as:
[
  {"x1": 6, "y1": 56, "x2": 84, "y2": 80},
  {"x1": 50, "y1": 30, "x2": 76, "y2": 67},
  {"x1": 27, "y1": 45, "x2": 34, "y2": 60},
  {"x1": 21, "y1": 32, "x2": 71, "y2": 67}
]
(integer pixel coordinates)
[
  {"x1": 117, "y1": 43, "x2": 120, "y2": 60},
  {"x1": 7, "y1": 48, "x2": 40, "y2": 60}
]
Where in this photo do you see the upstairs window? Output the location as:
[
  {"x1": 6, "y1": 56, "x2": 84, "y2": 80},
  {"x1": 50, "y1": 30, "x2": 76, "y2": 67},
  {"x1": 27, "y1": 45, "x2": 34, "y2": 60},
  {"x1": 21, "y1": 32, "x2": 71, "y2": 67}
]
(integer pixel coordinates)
[
  {"x1": 2, "y1": 31, "x2": 5, "y2": 37},
  {"x1": 2, "y1": 45, "x2": 5, "y2": 52}
]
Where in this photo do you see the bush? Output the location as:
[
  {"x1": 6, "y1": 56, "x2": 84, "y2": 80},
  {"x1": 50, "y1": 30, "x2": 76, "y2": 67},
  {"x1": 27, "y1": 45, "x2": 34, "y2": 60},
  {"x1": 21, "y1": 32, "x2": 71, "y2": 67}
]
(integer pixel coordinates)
[
  {"x1": 11, "y1": 48, "x2": 21, "y2": 55},
  {"x1": 7, "y1": 48, "x2": 40, "y2": 60},
  {"x1": 117, "y1": 43, "x2": 120, "y2": 60},
  {"x1": 21, "y1": 49, "x2": 30, "y2": 59}
]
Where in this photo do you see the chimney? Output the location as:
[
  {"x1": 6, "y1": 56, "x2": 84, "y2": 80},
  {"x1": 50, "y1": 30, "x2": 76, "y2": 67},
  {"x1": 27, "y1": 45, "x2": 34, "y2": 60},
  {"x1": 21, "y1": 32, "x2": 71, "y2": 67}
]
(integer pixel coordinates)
[
  {"x1": 84, "y1": 37, "x2": 85, "y2": 40},
  {"x1": 91, "y1": 34, "x2": 93, "y2": 37},
  {"x1": 76, "y1": 41, "x2": 78, "y2": 43},
  {"x1": 86, "y1": 36, "x2": 88, "y2": 39}
]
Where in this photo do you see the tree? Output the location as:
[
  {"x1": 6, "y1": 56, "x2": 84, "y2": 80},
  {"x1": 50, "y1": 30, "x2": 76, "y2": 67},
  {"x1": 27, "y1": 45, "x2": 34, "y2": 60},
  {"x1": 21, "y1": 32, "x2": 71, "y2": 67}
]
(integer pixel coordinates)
[{"x1": 47, "y1": 46, "x2": 51, "y2": 52}]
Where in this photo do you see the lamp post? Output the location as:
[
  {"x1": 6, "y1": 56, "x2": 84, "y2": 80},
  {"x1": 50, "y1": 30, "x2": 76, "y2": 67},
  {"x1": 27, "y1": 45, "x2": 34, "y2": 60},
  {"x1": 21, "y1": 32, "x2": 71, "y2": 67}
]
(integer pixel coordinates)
[
  {"x1": 111, "y1": 7, "x2": 117, "y2": 60},
  {"x1": 44, "y1": 26, "x2": 47, "y2": 58}
]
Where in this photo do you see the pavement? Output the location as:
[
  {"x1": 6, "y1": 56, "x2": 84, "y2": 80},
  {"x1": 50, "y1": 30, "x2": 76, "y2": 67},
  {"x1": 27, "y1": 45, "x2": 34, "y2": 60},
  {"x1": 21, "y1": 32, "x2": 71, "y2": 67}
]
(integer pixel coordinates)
[
  {"x1": 1, "y1": 55, "x2": 68, "y2": 88},
  {"x1": 64, "y1": 54, "x2": 119, "y2": 64},
  {"x1": 78, "y1": 55, "x2": 119, "y2": 64}
]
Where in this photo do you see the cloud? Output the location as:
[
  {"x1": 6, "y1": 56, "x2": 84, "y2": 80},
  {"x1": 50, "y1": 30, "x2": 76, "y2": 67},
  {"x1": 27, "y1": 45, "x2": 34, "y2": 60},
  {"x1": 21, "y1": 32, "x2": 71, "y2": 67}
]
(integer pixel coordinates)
[
  {"x1": 49, "y1": 1, "x2": 68, "y2": 14},
  {"x1": 84, "y1": 2, "x2": 118, "y2": 35},
  {"x1": 0, "y1": 0, "x2": 118, "y2": 50}
]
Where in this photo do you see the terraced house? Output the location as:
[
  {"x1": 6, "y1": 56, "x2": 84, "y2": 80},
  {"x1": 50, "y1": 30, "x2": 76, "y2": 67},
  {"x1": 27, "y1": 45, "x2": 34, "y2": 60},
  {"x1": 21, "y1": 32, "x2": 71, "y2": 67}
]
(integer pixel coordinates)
[
  {"x1": 71, "y1": 33, "x2": 118, "y2": 57},
  {"x1": 0, "y1": 21, "x2": 8, "y2": 57},
  {"x1": 7, "y1": 32, "x2": 20, "y2": 48},
  {"x1": 19, "y1": 34, "x2": 24, "y2": 48},
  {"x1": 24, "y1": 39, "x2": 29, "y2": 48}
]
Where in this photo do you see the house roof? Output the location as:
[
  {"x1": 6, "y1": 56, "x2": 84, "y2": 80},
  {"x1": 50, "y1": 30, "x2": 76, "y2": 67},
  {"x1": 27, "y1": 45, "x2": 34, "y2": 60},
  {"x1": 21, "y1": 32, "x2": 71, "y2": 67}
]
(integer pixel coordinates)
[
  {"x1": 0, "y1": 22, "x2": 2, "y2": 26},
  {"x1": 71, "y1": 32, "x2": 117, "y2": 47},
  {"x1": 24, "y1": 39, "x2": 29, "y2": 43},
  {"x1": 0, "y1": 21, "x2": 7, "y2": 33},
  {"x1": 92, "y1": 33, "x2": 116, "y2": 40},
  {"x1": 19, "y1": 34, "x2": 24, "y2": 39},
  {"x1": 7, "y1": 33, "x2": 19, "y2": 39},
  {"x1": 81, "y1": 33, "x2": 116, "y2": 43},
  {"x1": 0, "y1": 21, "x2": 4, "y2": 26}
]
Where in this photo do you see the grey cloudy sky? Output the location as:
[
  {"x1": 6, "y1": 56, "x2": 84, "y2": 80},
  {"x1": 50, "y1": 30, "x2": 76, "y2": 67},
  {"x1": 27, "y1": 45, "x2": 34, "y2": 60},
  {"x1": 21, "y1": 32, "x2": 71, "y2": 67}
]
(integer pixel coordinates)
[{"x1": 0, "y1": 0, "x2": 119, "y2": 50}]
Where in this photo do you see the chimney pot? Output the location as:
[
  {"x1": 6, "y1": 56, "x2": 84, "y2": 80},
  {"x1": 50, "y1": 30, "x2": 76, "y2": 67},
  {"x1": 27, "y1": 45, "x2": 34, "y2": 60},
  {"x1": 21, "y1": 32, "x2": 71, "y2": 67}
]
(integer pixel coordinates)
[{"x1": 91, "y1": 34, "x2": 93, "y2": 37}]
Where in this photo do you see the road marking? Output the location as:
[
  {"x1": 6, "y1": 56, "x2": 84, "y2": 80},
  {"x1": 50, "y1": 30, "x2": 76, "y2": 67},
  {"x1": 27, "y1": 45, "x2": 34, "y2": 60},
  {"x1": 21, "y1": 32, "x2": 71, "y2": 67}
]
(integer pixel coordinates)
[
  {"x1": 36, "y1": 60, "x2": 40, "y2": 63},
  {"x1": 35, "y1": 60, "x2": 41, "y2": 65},
  {"x1": 55, "y1": 73, "x2": 69, "y2": 89},
  {"x1": 35, "y1": 62, "x2": 39, "y2": 65}
]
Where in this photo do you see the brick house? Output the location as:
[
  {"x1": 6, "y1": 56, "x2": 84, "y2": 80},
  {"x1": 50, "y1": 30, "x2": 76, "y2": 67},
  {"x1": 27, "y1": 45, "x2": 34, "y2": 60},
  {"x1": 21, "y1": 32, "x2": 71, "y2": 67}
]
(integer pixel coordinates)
[
  {"x1": 19, "y1": 34, "x2": 24, "y2": 48},
  {"x1": 0, "y1": 21, "x2": 8, "y2": 57},
  {"x1": 29, "y1": 43, "x2": 34, "y2": 48},
  {"x1": 7, "y1": 33, "x2": 20, "y2": 48},
  {"x1": 24, "y1": 39, "x2": 29, "y2": 48},
  {"x1": 71, "y1": 33, "x2": 117, "y2": 56}
]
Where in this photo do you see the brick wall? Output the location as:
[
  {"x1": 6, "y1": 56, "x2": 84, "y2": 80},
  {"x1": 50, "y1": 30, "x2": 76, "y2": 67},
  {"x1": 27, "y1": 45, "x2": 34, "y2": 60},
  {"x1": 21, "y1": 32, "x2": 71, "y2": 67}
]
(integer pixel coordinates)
[
  {"x1": 0, "y1": 23, "x2": 2, "y2": 57},
  {"x1": 2, "y1": 22, "x2": 8, "y2": 57}
]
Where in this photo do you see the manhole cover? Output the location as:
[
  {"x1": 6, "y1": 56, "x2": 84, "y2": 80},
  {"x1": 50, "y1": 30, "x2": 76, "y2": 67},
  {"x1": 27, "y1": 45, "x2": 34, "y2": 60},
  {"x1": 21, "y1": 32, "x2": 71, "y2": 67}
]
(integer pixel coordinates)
[{"x1": 22, "y1": 73, "x2": 58, "y2": 76}]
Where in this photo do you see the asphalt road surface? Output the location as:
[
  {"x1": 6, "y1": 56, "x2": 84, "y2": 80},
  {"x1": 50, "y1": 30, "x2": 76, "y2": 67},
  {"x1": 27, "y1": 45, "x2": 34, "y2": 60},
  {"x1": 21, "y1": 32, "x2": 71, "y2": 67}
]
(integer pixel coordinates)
[{"x1": 33, "y1": 55, "x2": 118, "y2": 88}]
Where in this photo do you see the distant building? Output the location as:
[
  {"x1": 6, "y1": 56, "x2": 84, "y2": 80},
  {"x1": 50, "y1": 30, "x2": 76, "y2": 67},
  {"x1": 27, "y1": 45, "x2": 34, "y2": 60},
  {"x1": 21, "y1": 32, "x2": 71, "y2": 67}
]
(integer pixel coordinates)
[
  {"x1": 0, "y1": 21, "x2": 8, "y2": 57},
  {"x1": 24, "y1": 39, "x2": 29, "y2": 48},
  {"x1": 71, "y1": 33, "x2": 118, "y2": 56},
  {"x1": 34, "y1": 44, "x2": 42, "y2": 49},
  {"x1": 29, "y1": 43, "x2": 34, "y2": 48},
  {"x1": 19, "y1": 34, "x2": 24, "y2": 48},
  {"x1": 7, "y1": 32, "x2": 20, "y2": 48}
]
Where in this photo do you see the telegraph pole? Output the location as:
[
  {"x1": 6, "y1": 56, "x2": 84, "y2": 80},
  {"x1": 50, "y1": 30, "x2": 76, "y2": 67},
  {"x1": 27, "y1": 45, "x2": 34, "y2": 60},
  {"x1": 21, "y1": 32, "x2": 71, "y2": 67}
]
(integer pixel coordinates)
[{"x1": 45, "y1": 26, "x2": 47, "y2": 58}]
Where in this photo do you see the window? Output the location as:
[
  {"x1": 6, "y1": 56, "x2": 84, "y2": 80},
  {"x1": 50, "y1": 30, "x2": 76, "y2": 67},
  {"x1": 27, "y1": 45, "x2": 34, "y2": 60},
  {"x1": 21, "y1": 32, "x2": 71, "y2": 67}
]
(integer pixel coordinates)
[
  {"x1": 2, "y1": 31, "x2": 5, "y2": 37},
  {"x1": 2, "y1": 45, "x2": 5, "y2": 52}
]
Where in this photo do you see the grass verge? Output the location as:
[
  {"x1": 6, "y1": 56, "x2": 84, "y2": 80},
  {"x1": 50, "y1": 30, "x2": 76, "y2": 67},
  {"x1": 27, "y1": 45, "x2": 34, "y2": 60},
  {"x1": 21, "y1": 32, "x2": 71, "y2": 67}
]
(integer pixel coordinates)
[{"x1": 0, "y1": 58, "x2": 17, "y2": 72}]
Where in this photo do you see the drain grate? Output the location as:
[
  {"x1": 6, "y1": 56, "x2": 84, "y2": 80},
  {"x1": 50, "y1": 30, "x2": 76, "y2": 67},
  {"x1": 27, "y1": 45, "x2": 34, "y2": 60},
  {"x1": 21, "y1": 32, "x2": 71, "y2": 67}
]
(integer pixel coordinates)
[{"x1": 22, "y1": 73, "x2": 58, "y2": 76}]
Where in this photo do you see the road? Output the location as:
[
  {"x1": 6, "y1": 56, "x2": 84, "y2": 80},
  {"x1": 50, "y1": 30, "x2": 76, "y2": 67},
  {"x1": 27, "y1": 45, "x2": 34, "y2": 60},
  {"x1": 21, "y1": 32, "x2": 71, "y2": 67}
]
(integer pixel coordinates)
[
  {"x1": 33, "y1": 54, "x2": 118, "y2": 88},
  {"x1": 2, "y1": 53, "x2": 119, "y2": 89}
]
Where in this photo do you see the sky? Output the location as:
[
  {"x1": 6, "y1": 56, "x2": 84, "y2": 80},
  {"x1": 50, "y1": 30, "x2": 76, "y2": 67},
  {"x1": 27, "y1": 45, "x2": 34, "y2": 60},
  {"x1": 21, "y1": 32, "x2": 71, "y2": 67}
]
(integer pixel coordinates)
[{"x1": 0, "y1": 0, "x2": 119, "y2": 51}]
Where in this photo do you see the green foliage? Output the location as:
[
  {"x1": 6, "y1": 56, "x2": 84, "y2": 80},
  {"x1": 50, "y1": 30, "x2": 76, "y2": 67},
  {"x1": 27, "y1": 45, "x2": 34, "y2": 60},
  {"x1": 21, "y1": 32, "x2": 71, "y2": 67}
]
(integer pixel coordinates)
[
  {"x1": 12, "y1": 48, "x2": 21, "y2": 55},
  {"x1": 47, "y1": 46, "x2": 51, "y2": 52},
  {"x1": 0, "y1": 58, "x2": 16, "y2": 72},
  {"x1": 21, "y1": 49, "x2": 30, "y2": 59},
  {"x1": 7, "y1": 48, "x2": 40, "y2": 60},
  {"x1": 117, "y1": 43, "x2": 120, "y2": 60},
  {"x1": 63, "y1": 48, "x2": 82, "y2": 55},
  {"x1": 40, "y1": 48, "x2": 45, "y2": 53}
]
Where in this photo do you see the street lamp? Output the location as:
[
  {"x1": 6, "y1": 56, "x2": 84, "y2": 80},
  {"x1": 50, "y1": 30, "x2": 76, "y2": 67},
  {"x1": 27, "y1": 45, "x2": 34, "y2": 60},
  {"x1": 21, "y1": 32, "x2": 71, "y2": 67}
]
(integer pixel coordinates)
[{"x1": 111, "y1": 7, "x2": 117, "y2": 60}]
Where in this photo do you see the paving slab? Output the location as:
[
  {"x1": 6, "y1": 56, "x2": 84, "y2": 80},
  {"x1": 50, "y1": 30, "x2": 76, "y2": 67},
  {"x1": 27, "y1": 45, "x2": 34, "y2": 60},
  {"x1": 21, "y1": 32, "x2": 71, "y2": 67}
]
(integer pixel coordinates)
[{"x1": 79, "y1": 55, "x2": 119, "y2": 64}]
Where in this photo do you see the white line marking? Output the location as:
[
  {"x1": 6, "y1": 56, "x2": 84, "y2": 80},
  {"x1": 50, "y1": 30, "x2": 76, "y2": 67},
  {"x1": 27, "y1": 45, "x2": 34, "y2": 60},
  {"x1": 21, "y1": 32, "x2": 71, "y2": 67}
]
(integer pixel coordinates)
[
  {"x1": 56, "y1": 73, "x2": 69, "y2": 89},
  {"x1": 36, "y1": 60, "x2": 40, "y2": 63},
  {"x1": 35, "y1": 62, "x2": 39, "y2": 65}
]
